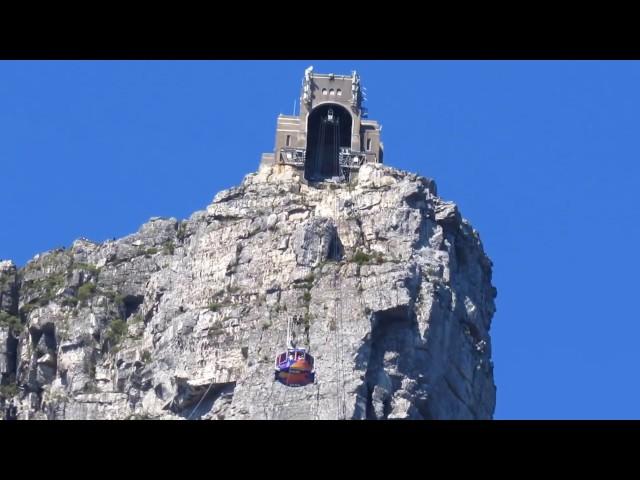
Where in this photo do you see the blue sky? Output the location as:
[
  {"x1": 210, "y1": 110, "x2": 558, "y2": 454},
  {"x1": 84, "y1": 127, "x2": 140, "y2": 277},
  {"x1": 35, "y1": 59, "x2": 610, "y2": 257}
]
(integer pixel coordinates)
[{"x1": 1, "y1": 60, "x2": 639, "y2": 419}]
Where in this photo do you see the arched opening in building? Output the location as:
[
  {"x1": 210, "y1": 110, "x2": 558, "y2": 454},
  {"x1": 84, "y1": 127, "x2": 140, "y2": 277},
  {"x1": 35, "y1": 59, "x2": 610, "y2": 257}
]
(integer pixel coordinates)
[{"x1": 305, "y1": 104, "x2": 352, "y2": 181}]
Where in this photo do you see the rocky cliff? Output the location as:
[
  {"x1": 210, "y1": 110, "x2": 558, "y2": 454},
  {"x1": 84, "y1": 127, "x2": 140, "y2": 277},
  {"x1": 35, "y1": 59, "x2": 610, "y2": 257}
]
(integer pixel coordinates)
[{"x1": 0, "y1": 162, "x2": 497, "y2": 420}]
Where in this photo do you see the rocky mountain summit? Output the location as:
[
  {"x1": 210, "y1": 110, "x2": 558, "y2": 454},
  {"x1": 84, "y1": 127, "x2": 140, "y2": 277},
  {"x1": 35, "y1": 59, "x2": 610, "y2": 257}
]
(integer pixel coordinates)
[{"x1": 0, "y1": 162, "x2": 497, "y2": 419}]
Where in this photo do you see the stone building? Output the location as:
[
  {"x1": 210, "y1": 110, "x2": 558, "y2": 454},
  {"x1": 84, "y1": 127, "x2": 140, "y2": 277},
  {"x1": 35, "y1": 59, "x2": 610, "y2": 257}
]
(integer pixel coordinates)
[{"x1": 261, "y1": 66, "x2": 384, "y2": 182}]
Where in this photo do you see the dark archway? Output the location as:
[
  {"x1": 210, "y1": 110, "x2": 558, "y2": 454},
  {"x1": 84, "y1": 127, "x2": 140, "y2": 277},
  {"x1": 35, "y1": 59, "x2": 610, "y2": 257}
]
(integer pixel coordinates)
[{"x1": 305, "y1": 104, "x2": 352, "y2": 181}]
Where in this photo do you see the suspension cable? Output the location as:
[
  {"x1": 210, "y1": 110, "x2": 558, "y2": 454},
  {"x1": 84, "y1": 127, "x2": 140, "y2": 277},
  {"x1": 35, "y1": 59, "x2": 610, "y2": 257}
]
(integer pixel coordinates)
[{"x1": 333, "y1": 193, "x2": 349, "y2": 419}]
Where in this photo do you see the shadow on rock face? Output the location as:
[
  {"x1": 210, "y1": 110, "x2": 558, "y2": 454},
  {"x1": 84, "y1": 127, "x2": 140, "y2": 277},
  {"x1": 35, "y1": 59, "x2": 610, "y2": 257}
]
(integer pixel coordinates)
[
  {"x1": 166, "y1": 378, "x2": 236, "y2": 420},
  {"x1": 353, "y1": 306, "x2": 429, "y2": 420}
]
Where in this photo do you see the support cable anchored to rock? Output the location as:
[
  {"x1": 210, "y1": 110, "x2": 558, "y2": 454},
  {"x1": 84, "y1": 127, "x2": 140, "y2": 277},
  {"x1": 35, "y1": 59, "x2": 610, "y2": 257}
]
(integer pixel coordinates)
[
  {"x1": 334, "y1": 193, "x2": 347, "y2": 419},
  {"x1": 186, "y1": 378, "x2": 216, "y2": 420}
]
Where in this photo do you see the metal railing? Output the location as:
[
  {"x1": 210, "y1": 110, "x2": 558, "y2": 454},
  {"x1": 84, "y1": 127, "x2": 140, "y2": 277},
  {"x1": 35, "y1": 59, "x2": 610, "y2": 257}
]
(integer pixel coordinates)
[
  {"x1": 279, "y1": 148, "x2": 306, "y2": 165},
  {"x1": 279, "y1": 148, "x2": 375, "y2": 169}
]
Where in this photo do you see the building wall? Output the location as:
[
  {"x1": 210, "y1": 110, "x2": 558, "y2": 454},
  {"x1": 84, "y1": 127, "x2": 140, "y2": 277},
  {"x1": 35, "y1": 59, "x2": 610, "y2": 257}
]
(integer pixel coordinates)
[
  {"x1": 270, "y1": 71, "x2": 383, "y2": 169},
  {"x1": 274, "y1": 116, "x2": 301, "y2": 162},
  {"x1": 300, "y1": 75, "x2": 362, "y2": 152},
  {"x1": 360, "y1": 121, "x2": 381, "y2": 163},
  {"x1": 310, "y1": 76, "x2": 355, "y2": 106}
]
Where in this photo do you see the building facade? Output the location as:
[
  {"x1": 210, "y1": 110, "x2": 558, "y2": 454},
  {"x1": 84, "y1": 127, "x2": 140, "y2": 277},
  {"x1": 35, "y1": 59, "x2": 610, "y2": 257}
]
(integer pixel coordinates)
[{"x1": 261, "y1": 67, "x2": 384, "y2": 182}]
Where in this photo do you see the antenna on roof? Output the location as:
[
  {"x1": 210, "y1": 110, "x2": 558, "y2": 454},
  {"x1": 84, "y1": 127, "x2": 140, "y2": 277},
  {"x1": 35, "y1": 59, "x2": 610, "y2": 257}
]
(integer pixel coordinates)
[{"x1": 293, "y1": 98, "x2": 297, "y2": 116}]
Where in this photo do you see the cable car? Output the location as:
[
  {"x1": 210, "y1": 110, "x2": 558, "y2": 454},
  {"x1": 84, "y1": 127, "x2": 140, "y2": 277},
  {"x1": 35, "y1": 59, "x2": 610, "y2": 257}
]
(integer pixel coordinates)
[
  {"x1": 274, "y1": 348, "x2": 315, "y2": 387},
  {"x1": 273, "y1": 316, "x2": 315, "y2": 387}
]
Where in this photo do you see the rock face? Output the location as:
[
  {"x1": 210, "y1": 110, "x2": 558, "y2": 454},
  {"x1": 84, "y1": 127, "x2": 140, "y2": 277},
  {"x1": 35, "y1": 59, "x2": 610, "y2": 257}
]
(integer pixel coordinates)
[{"x1": 0, "y1": 162, "x2": 497, "y2": 420}]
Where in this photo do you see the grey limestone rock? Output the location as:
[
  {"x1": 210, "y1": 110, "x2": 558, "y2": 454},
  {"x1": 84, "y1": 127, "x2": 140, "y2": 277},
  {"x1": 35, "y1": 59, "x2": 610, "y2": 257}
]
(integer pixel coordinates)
[{"x1": 0, "y1": 162, "x2": 496, "y2": 420}]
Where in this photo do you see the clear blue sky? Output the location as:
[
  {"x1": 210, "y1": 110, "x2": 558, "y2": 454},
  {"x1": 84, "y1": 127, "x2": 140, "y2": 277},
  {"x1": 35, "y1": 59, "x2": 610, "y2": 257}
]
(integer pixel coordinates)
[{"x1": 1, "y1": 60, "x2": 638, "y2": 419}]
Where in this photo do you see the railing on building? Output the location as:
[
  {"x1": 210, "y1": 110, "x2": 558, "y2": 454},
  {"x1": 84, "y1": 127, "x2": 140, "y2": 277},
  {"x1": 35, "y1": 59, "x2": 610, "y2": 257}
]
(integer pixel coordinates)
[
  {"x1": 339, "y1": 148, "x2": 377, "y2": 167},
  {"x1": 279, "y1": 148, "x2": 306, "y2": 166},
  {"x1": 279, "y1": 147, "x2": 376, "y2": 182}
]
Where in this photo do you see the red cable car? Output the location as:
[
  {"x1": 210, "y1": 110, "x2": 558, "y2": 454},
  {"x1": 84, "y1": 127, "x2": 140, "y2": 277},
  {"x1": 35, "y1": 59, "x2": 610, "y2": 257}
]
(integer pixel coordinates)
[
  {"x1": 274, "y1": 348, "x2": 315, "y2": 387},
  {"x1": 273, "y1": 316, "x2": 315, "y2": 387}
]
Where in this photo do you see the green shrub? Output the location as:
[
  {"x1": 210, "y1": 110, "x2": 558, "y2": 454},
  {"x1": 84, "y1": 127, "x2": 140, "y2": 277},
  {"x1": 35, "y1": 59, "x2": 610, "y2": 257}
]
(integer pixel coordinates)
[
  {"x1": 44, "y1": 274, "x2": 66, "y2": 292},
  {"x1": 105, "y1": 318, "x2": 128, "y2": 346},
  {"x1": 353, "y1": 251, "x2": 372, "y2": 265},
  {"x1": 20, "y1": 303, "x2": 38, "y2": 316},
  {"x1": 208, "y1": 302, "x2": 223, "y2": 312},
  {"x1": 0, "y1": 312, "x2": 23, "y2": 335},
  {"x1": 302, "y1": 291, "x2": 312, "y2": 303},
  {"x1": 61, "y1": 297, "x2": 79, "y2": 308},
  {"x1": 0, "y1": 383, "x2": 18, "y2": 398},
  {"x1": 162, "y1": 241, "x2": 175, "y2": 255},
  {"x1": 38, "y1": 296, "x2": 51, "y2": 307},
  {"x1": 141, "y1": 350, "x2": 152, "y2": 363},
  {"x1": 114, "y1": 293, "x2": 125, "y2": 306},
  {"x1": 77, "y1": 282, "x2": 97, "y2": 303},
  {"x1": 73, "y1": 263, "x2": 100, "y2": 275}
]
